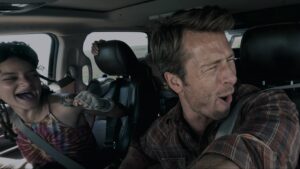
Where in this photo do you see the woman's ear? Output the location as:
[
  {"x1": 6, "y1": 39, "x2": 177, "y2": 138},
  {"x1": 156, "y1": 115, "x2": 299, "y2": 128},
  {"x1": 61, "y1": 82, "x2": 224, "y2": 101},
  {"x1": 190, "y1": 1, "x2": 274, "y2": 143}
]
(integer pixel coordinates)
[{"x1": 164, "y1": 72, "x2": 183, "y2": 94}]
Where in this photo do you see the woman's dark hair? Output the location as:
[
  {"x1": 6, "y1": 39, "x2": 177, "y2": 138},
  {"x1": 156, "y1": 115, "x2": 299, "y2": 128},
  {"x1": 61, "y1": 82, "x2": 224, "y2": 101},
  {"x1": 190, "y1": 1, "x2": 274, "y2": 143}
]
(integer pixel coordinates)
[{"x1": 0, "y1": 41, "x2": 39, "y2": 68}]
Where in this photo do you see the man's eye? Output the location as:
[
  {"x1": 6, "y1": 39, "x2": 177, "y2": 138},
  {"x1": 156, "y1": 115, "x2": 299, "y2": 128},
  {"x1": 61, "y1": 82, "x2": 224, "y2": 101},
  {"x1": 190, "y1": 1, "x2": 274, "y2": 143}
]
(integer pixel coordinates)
[
  {"x1": 227, "y1": 57, "x2": 239, "y2": 62},
  {"x1": 203, "y1": 66, "x2": 217, "y2": 73}
]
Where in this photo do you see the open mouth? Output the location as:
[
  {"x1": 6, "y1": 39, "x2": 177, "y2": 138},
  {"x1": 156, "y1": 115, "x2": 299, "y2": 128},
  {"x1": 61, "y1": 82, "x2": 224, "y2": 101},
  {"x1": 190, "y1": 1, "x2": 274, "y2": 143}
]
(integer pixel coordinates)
[
  {"x1": 220, "y1": 96, "x2": 227, "y2": 101},
  {"x1": 15, "y1": 91, "x2": 35, "y2": 100},
  {"x1": 219, "y1": 94, "x2": 232, "y2": 104}
]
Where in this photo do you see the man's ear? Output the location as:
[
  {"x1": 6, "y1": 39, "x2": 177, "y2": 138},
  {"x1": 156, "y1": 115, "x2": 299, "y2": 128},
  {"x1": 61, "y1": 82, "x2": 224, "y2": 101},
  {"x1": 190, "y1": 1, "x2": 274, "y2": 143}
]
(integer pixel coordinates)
[{"x1": 164, "y1": 72, "x2": 183, "y2": 94}]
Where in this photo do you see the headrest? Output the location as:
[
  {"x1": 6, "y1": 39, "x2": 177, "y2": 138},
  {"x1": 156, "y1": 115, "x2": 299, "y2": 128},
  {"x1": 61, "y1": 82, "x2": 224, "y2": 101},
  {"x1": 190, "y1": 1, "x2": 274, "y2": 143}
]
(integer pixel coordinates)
[
  {"x1": 94, "y1": 40, "x2": 139, "y2": 76},
  {"x1": 239, "y1": 23, "x2": 300, "y2": 83}
]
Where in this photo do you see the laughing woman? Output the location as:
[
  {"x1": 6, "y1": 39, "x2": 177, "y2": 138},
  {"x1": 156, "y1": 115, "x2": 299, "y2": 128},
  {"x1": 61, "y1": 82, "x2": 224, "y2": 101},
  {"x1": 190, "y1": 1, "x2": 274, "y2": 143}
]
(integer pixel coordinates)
[{"x1": 0, "y1": 41, "x2": 123, "y2": 169}]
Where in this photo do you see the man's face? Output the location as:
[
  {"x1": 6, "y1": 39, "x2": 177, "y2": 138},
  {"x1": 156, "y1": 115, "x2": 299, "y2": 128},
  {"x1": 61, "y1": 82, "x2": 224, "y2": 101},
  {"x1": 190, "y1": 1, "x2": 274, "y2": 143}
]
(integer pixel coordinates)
[{"x1": 173, "y1": 31, "x2": 237, "y2": 120}]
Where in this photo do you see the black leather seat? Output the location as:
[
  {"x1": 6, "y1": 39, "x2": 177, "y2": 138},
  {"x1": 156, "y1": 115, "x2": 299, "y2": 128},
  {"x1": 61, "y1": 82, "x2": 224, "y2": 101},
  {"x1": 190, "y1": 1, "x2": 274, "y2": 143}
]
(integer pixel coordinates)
[
  {"x1": 239, "y1": 23, "x2": 300, "y2": 109},
  {"x1": 87, "y1": 40, "x2": 160, "y2": 167},
  {"x1": 239, "y1": 23, "x2": 300, "y2": 88},
  {"x1": 238, "y1": 23, "x2": 300, "y2": 168}
]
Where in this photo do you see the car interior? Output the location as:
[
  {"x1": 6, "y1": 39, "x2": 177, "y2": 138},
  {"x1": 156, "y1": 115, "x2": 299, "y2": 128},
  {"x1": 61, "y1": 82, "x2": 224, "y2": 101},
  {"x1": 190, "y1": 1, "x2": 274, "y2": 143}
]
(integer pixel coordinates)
[{"x1": 0, "y1": 0, "x2": 300, "y2": 168}]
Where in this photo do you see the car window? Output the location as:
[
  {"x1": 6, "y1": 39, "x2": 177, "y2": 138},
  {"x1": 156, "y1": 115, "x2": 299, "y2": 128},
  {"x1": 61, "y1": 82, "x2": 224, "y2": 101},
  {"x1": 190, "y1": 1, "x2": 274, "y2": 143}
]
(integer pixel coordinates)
[
  {"x1": 226, "y1": 29, "x2": 245, "y2": 49},
  {"x1": 83, "y1": 32, "x2": 148, "y2": 80},
  {"x1": 0, "y1": 34, "x2": 52, "y2": 80}
]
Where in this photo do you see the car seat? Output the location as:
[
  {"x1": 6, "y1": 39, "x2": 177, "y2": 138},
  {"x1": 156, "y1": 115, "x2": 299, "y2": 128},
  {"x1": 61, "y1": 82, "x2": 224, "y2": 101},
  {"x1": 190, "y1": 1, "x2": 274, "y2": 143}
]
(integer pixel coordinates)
[
  {"x1": 238, "y1": 23, "x2": 300, "y2": 168},
  {"x1": 86, "y1": 40, "x2": 160, "y2": 167}
]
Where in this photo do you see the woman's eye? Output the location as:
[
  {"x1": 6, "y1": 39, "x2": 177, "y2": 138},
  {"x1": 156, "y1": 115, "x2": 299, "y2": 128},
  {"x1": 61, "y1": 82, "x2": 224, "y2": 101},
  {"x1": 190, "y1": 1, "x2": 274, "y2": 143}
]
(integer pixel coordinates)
[{"x1": 2, "y1": 77, "x2": 16, "y2": 81}]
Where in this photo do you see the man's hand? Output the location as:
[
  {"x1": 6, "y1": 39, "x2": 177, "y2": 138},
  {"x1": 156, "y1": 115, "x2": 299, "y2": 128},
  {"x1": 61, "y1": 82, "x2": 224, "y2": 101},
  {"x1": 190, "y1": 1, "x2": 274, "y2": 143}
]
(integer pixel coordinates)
[{"x1": 73, "y1": 91, "x2": 114, "y2": 112}]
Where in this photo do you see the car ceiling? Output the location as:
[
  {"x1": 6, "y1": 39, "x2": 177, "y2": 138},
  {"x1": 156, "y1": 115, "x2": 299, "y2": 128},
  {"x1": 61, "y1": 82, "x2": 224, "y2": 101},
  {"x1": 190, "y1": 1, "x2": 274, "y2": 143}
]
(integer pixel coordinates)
[
  {"x1": 49, "y1": 0, "x2": 298, "y2": 13},
  {"x1": 0, "y1": 0, "x2": 300, "y2": 35}
]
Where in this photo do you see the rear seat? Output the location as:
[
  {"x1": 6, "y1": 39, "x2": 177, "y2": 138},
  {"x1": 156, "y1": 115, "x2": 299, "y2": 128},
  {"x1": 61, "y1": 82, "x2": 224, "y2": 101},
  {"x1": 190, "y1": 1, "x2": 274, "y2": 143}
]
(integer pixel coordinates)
[{"x1": 86, "y1": 40, "x2": 160, "y2": 166}]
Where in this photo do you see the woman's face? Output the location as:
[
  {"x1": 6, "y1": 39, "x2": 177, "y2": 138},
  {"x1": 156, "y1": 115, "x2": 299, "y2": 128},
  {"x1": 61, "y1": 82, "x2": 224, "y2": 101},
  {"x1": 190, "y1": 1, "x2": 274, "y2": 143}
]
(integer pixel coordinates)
[{"x1": 0, "y1": 57, "x2": 42, "y2": 112}]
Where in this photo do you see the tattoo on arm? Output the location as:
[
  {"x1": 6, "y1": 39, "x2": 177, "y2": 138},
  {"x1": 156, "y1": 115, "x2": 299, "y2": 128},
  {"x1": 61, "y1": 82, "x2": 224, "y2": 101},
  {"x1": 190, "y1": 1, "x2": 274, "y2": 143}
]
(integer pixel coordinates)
[{"x1": 60, "y1": 94, "x2": 76, "y2": 107}]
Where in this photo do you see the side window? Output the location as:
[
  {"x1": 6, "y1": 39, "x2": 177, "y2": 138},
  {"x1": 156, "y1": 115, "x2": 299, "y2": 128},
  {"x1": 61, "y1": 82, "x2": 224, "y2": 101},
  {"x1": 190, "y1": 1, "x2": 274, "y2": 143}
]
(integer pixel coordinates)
[
  {"x1": 0, "y1": 34, "x2": 52, "y2": 80},
  {"x1": 83, "y1": 32, "x2": 148, "y2": 80},
  {"x1": 225, "y1": 29, "x2": 246, "y2": 49},
  {"x1": 230, "y1": 35, "x2": 243, "y2": 49}
]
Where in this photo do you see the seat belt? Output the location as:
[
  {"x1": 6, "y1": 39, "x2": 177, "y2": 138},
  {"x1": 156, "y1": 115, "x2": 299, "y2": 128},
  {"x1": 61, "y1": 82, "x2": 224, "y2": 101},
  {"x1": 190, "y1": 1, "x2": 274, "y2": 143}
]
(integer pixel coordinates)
[
  {"x1": 104, "y1": 118, "x2": 122, "y2": 149},
  {"x1": 39, "y1": 73, "x2": 75, "y2": 89},
  {"x1": 215, "y1": 92, "x2": 257, "y2": 139},
  {"x1": 14, "y1": 116, "x2": 85, "y2": 169},
  {"x1": 102, "y1": 81, "x2": 122, "y2": 149}
]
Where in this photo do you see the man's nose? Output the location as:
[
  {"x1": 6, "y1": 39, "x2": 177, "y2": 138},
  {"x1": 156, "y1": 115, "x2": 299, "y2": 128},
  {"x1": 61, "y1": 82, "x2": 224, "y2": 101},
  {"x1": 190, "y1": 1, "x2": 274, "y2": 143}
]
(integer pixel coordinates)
[{"x1": 221, "y1": 62, "x2": 237, "y2": 85}]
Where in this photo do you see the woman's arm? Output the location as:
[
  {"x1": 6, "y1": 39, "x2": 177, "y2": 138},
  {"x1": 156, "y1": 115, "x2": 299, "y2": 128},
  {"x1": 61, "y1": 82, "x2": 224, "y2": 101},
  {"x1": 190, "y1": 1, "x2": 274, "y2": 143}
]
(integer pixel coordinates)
[
  {"x1": 72, "y1": 91, "x2": 126, "y2": 117},
  {"x1": 58, "y1": 91, "x2": 126, "y2": 117},
  {"x1": 48, "y1": 91, "x2": 126, "y2": 127}
]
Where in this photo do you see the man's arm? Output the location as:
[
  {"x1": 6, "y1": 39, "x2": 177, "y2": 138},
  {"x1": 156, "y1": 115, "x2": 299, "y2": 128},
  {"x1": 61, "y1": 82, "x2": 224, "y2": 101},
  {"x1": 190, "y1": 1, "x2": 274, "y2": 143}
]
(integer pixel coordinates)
[
  {"x1": 188, "y1": 154, "x2": 239, "y2": 169},
  {"x1": 192, "y1": 89, "x2": 300, "y2": 169},
  {"x1": 119, "y1": 147, "x2": 152, "y2": 169}
]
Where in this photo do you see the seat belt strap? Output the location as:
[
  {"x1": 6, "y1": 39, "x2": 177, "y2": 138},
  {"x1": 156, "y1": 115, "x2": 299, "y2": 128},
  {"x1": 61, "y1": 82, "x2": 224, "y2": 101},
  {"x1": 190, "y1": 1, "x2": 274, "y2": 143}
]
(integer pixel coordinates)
[
  {"x1": 39, "y1": 74, "x2": 75, "y2": 89},
  {"x1": 104, "y1": 117, "x2": 121, "y2": 149},
  {"x1": 215, "y1": 93, "x2": 256, "y2": 139},
  {"x1": 14, "y1": 117, "x2": 85, "y2": 169},
  {"x1": 56, "y1": 75, "x2": 75, "y2": 88}
]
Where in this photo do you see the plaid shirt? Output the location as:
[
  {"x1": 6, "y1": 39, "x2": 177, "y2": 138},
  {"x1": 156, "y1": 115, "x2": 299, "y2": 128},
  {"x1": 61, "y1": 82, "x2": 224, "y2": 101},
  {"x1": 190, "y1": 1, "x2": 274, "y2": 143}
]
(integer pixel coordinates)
[{"x1": 132, "y1": 83, "x2": 300, "y2": 169}]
